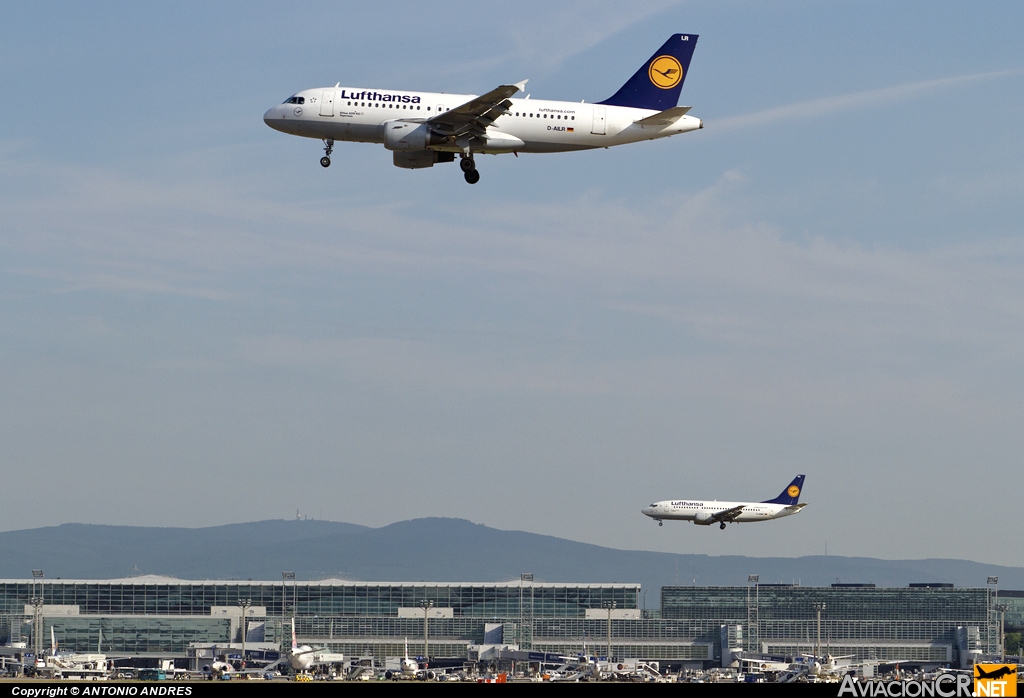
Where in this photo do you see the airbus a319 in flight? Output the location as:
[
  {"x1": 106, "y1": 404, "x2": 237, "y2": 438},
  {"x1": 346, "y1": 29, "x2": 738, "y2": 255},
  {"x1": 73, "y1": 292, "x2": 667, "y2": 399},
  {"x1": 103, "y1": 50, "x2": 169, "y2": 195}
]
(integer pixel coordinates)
[
  {"x1": 642, "y1": 475, "x2": 808, "y2": 530},
  {"x1": 263, "y1": 34, "x2": 702, "y2": 183}
]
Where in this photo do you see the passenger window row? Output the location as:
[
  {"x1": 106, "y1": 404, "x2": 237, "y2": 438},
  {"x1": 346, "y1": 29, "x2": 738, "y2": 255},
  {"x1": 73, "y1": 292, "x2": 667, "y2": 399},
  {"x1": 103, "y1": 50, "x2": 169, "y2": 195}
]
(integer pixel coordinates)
[
  {"x1": 512, "y1": 112, "x2": 575, "y2": 120},
  {"x1": 346, "y1": 102, "x2": 429, "y2": 111}
]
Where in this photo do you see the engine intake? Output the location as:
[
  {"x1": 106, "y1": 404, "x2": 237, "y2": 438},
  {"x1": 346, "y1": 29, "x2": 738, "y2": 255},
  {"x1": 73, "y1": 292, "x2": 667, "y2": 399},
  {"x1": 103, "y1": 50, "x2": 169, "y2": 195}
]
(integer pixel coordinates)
[
  {"x1": 694, "y1": 511, "x2": 714, "y2": 525},
  {"x1": 384, "y1": 121, "x2": 447, "y2": 151}
]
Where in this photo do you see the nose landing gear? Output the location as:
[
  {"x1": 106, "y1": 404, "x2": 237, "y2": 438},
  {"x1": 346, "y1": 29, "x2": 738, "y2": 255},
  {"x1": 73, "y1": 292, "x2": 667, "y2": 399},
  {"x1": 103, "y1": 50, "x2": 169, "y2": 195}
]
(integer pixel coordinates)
[
  {"x1": 659, "y1": 521, "x2": 663, "y2": 527},
  {"x1": 460, "y1": 154, "x2": 479, "y2": 184},
  {"x1": 321, "y1": 139, "x2": 334, "y2": 168}
]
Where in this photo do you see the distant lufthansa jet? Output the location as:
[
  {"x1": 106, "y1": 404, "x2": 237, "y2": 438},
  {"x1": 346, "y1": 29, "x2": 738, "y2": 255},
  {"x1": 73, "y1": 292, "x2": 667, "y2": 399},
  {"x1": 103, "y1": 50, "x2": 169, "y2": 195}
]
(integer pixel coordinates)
[
  {"x1": 263, "y1": 34, "x2": 702, "y2": 183},
  {"x1": 642, "y1": 475, "x2": 808, "y2": 530}
]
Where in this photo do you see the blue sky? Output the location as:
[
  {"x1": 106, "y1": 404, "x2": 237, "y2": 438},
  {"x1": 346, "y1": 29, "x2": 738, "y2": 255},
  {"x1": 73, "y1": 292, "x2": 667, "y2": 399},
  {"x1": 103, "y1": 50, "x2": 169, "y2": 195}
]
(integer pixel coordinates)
[{"x1": 2, "y1": 1, "x2": 1023, "y2": 569}]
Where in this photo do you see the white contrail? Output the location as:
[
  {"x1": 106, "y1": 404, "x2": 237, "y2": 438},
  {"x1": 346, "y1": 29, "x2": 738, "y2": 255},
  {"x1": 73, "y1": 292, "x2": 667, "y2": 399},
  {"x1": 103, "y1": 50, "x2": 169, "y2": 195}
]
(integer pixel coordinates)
[{"x1": 711, "y1": 68, "x2": 1024, "y2": 132}]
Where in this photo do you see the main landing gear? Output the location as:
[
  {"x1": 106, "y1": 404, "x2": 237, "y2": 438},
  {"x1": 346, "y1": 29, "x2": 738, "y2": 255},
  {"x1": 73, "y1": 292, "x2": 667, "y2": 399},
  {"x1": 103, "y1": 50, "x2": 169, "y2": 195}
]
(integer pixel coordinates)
[
  {"x1": 321, "y1": 139, "x2": 334, "y2": 168},
  {"x1": 460, "y1": 154, "x2": 480, "y2": 184},
  {"x1": 720, "y1": 522, "x2": 727, "y2": 530}
]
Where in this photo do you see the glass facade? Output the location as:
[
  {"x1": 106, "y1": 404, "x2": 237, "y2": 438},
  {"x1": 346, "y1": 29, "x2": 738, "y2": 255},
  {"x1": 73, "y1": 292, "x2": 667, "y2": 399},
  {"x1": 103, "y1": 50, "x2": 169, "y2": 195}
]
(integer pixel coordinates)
[
  {"x1": 661, "y1": 585, "x2": 993, "y2": 663},
  {"x1": 0, "y1": 579, "x2": 643, "y2": 659},
  {"x1": 0, "y1": 579, "x2": 1003, "y2": 665},
  {"x1": 0, "y1": 579, "x2": 636, "y2": 618}
]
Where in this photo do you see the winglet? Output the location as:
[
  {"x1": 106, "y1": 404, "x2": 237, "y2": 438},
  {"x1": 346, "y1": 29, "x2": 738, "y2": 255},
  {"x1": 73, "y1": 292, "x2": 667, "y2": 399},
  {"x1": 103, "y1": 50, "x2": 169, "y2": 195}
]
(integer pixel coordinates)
[{"x1": 514, "y1": 79, "x2": 529, "y2": 93}]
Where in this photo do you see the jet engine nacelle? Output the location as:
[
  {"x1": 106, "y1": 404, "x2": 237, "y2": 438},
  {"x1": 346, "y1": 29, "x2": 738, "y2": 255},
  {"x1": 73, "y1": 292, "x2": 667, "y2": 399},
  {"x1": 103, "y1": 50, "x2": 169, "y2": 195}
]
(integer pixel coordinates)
[
  {"x1": 384, "y1": 121, "x2": 447, "y2": 151},
  {"x1": 392, "y1": 150, "x2": 456, "y2": 169},
  {"x1": 694, "y1": 511, "x2": 714, "y2": 525}
]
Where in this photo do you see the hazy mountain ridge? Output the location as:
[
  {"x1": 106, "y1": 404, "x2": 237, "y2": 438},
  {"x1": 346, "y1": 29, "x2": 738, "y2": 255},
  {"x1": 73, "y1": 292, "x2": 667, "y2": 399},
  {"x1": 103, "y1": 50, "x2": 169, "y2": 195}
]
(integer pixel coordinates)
[{"x1": 2, "y1": 518, "x2": 1020, "y2": 602}]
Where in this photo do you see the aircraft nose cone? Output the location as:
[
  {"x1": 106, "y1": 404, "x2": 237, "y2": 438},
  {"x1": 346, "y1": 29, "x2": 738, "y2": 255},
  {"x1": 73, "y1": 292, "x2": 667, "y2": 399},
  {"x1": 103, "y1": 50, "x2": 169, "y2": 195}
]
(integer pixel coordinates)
[
  {"x1": 263, "y1": 106, "x2": 291, "y2": 134},
  {"x1": 641, "y1": 507, "x2": 653, "y2": 516}
]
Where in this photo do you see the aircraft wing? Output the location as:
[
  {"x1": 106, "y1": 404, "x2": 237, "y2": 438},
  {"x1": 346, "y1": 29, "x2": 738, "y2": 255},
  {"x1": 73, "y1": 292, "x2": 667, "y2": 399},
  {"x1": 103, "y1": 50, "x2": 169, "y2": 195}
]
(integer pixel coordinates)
[
  {"x1": 427, "y1": 80, "x2": 528, "y2": 138},
  {"x1": 712, "y1": 505, "x2": 746, "y2": 523},
  {"x1": 634, "y1": 105, "x2": 692, "y2": 126}
]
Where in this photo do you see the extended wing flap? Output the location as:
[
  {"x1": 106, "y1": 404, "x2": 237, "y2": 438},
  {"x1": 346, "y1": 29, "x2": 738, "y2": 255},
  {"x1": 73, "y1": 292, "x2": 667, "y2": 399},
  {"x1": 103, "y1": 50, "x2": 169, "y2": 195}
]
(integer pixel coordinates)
[
  {"x1": 712, "y1": 505, "x2": 746, "y2": 522},
  {"x1": 634, "y1": 105, "x2": 692, "y2": 126},
  {"x1": 428, "y1": 81, "x2": 527, "y2": 138}
]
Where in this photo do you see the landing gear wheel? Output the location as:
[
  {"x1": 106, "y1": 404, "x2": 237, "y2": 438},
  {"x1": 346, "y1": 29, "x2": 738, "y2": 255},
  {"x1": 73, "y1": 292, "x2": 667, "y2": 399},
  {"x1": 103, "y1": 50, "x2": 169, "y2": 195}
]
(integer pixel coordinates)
[
  {"x1": 320, "y1": 139, "x2": 334, "y2": 168},
  {"x1": 464, "y1": 169, "x2": 480, "y2": 184},
  {"x1": 720, "y1": 522, "x2": 727, "y2": 530},
  {"x1": 658, "y1": 522, "x2": 663, "y2": 527},
  {"x1": 460, "y1": 156, "x2": 476, "y2": 173}
]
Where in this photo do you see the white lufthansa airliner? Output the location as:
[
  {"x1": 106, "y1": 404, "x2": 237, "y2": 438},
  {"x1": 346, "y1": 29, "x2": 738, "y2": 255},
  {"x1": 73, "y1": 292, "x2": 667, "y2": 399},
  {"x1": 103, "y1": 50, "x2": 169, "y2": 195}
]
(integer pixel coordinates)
[
  {"x1": 286, "y1": 618, "x2": 344, "y2": 672},
  {"x1": 642, "y1": 475, "x2": 808, "y2": 530},
  {"x1": 263, "y1": 34, "x2": 702, "y2": 183}
]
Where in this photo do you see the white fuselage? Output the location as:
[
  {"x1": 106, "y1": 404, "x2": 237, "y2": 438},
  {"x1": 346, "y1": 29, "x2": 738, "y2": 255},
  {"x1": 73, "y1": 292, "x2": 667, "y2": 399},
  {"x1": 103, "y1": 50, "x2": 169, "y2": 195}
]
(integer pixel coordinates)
[
  {"x1": 641, "y1": 500, "x2": 802, "y2": 525},
  {"x1": 289, "y1": 645, "x2": 345, "y2": 671},
  {"x1": 263, "y1": 86, "x2": 702, "y2": 154}
]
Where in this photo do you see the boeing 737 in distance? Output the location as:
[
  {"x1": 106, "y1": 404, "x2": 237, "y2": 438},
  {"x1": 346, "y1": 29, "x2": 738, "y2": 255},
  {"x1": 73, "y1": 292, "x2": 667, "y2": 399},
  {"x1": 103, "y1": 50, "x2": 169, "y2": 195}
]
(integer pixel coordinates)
[
  {"x1": 263, "y1": 34, "x2": 702, "y2": 183},
  {"x1": 642, "y1": 475, "x2": 807, "y2": 530}
]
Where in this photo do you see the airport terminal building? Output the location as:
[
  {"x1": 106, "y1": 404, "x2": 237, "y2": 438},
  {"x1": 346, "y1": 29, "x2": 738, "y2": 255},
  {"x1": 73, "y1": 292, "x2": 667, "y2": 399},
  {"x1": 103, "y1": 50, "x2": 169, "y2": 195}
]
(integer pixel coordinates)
[{"x1": 0, "y1": 577, "x2": 1005, "y2": 669}]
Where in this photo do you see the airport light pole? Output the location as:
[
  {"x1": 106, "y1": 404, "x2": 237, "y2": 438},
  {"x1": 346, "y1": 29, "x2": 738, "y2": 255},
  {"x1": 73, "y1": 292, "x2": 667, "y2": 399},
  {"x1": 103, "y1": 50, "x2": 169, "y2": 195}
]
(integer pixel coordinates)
[
  {"x1": 602, "y1": 601, "x2": 616, "y2": 663},
  {"x1": 987, "y1": 576, "x2": 999, "y2": 656},
  {"x1": 282, "y1": 572, "x2": 295, "y2": 654},
  {"x1": 812, "y1": 603, "x2": 826, "y2": 659},
  {"x1": 747, "y1": 575, "x2": 759, "y2": 654},
  {"x1": 994, "y1": 604, "x2": 1008, "y2": 662},
  {"x1": 520, "y1": 574, "x2": 533, "y2": 650},
  {"x1": 30, "y1": 570, "x2": 44, "y2": 663},
  {"x1": 419, "y1": 600, "x2": 433, "y2": 663},
  {"x1": 237, "y1": 598, "x2": 252, "y2": 671},
  {"x1": 282, "y1": 572, "x2": 296, "y2": 616}
]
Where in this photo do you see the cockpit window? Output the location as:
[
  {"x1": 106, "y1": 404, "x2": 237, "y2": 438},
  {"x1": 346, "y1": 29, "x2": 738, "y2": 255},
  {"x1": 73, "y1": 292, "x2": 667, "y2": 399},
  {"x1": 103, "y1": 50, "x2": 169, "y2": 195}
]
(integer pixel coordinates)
[{"x1": 283, "y1": 96, "x2": 305, "y2": 105}]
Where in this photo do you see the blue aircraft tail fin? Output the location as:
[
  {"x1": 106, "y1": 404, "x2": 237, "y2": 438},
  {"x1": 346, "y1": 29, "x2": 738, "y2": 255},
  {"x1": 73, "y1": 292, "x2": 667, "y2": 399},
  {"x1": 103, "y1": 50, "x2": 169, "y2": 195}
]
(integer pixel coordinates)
[
  {"x1": 598, "y1": 34, "x2": 698, "y2": 111},
  {"x1": 762, "y1": 475, "x2": 806, "y2": 505}
]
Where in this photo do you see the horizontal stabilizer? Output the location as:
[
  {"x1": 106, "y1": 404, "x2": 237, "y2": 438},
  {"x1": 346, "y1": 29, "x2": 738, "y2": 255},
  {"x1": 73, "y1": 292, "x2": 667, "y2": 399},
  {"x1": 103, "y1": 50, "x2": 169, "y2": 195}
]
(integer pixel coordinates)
[
  {"x1": 783, "y1": 503, "x2": 808, "y2": 513},
  {"x1": 634, "y1": 106, "x2": 691, "y2": 126}
]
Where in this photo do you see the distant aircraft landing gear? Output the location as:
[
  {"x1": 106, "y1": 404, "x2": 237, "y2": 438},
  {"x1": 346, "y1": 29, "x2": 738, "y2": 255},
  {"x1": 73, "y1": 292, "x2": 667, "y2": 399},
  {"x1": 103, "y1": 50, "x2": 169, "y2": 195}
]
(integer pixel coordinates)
[
  {"x1": 321, "y1": 139, "x2": 334, "y2": 168},
  {"x1": 720, "y1": 522, "x2": 727, "y2": 530},
  {"x1": 460, "y1": 154, "x2": 479, "y2": 184},
  {"x1": 658, "y1": 522, "x2": 663, "y2": 527}
]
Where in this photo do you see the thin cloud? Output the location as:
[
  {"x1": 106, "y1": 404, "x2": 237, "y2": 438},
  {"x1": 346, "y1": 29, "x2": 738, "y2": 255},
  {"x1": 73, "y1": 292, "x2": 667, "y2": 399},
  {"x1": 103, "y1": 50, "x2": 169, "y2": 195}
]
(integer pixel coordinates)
[
  {"x1": 712, "y1": 68, "x2": 1024, "y2": 133},
  {"x1": 506, "y1": 0, "x2": 685, "y2": 72}
]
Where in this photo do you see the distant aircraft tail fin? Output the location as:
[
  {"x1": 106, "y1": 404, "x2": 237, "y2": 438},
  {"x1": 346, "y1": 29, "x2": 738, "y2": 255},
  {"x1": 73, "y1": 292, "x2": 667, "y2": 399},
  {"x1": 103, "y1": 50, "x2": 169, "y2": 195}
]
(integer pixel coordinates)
[
  {"x1": 599, "y1": 34, "x2": 698, "y2": 111},
  {"x1": 762, "y1": 475, "x2": 806, "y2": 505}
]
